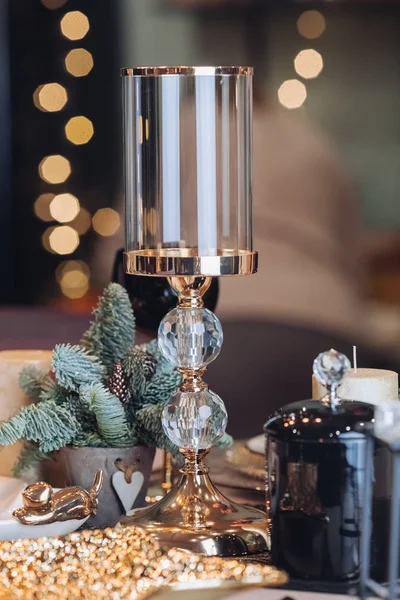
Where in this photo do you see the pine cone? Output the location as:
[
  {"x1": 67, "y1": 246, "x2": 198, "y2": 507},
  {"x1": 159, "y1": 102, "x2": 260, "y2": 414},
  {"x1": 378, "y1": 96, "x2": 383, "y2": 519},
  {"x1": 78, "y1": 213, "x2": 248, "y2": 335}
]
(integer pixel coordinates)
[
  {"x1": 108, "y1": 363, "x2": 130, "y2": 404},
  {"x1": 143, "y1": 352, "x2": 156, "y2": 380}
]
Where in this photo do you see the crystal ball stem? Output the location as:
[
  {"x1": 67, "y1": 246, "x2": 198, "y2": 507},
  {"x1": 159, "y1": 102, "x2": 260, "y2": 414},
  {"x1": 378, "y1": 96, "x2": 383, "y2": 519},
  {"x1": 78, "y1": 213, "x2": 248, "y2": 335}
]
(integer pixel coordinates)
[{"x1": 158, "y1": 305, "x2": 227, "y2": 451}]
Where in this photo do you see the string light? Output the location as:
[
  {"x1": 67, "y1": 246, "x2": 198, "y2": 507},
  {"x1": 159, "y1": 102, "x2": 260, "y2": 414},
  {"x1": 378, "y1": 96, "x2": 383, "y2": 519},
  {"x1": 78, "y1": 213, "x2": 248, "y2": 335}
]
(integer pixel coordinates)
[
  {"x1": 37, "y1": 7, "x2": 95, "y2": 303},
  {"x1": 33, "y1": 83, "x2": 67, "y2": 113},
  {"x1": 56, "y1": 260, "x2": 90, "y2": 299},
  {"x1": 60, "y1": 270, "x2": 89, "y2": 298},
  {"x1": 39, "y1": 155, "x2": 71, "y2": 184},
  {"x1": 297, "y1": 10, "x2": 326, "y2": 40},
  {"x1": 49, "y1": 225, "x2": 79, "y2": 255},
  {"x1": 56, "y1": 259, "x2": 90, "y2": 283},
  {"x1": 65, "y1": 49, "x2": 94, "y2": 77},
  {"x1": 65, "y1": 116, "x2": 94, "y2": 145},
  {"x1": 278, "y1": 9, "x2": 326, "y2": 109},
  {"x1": 294, "y1": 49, "x2": 324, "y2": 80},
  {"x1": 145, "y1": 207, "x2": 158, "y2": 236},
  {"x1": 139, "y1": 116, "x2": 143, "y2": 144},
  {"x1": 60, "y1": 11, "x2": 90, "y2": 40},
  {"x1": 34, "y1": 193, "x2": 55, "y2": 222},
  {"x1": 278, "y1": 79, "x2": 307, "y2": 110},
  {"x1": 49, "y1": 193, "x2": 80, "y2": 223},
  {"x1": 41, "y1": 0, "x2": 68, "y2": 8},
  {"x1": 42, "y1": 226, "x2": 57, "y2": 253},
  {"x1": 92, "y1": 208, "x2": 120, "y2": 236},
  {"x1": 69, "y1": 208, "x2": 92, "y2": 234}
]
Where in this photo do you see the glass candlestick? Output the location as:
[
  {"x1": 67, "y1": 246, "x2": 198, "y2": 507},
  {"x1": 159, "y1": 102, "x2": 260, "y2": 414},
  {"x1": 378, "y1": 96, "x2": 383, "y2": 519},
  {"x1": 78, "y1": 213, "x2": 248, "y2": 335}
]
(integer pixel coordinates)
[{"x1": 122, "y1": 66, "x2": 268, "y2": 556}]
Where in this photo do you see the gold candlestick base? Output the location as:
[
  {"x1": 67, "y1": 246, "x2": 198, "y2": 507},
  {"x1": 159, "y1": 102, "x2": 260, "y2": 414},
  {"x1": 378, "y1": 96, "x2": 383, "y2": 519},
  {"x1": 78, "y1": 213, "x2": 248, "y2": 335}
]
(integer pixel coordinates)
[{"x1": 124, "y1": 449, "x2": 269, "y2": 557}]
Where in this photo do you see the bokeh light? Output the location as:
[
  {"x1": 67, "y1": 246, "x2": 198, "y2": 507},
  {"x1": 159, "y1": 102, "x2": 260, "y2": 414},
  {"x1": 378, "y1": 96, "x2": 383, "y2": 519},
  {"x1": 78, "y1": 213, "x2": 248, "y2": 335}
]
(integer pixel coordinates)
[
  {"x1": 60, "y1": 11, "x2": 90, "y2": 40},
  {"x1": 42, "y1": 226, "x2": 56, "y2": 253},
  {"x1": 65, "y1": 49, "x2": 94, "y2": 77},
  {"x1": 65, "y1": 116, "x2": 94, "y2": 145},
  {"x1": 33, "y1": 83, "x2": 67, "y2": 112},
  {"x1": 92, "y1": 208, "x2": 120, "y2": 236},
  {"x1": 34, "y1": 193, "x2": 55, "y2": 222},
  {"x1": 49, "y1": 193, "x2": 80, "y2": 223},
  {"x1": 294, "y1": 49, "x2": 324, "y2": 80},
  {"x1": 60, "y1": 274, "x2": 89, "y2": 298},
  {"x1": 278, "y1": 79, "x2": 307, "y2": 110},
  {"x1": 56, "y1": 259, "x2": 90, "y2": 283},
  {"x1": 139, "y1": 116, "x2": 143, "y2": 145},
  {"x1": 49, "y1": 225, "x2": 79, "y2": 255},
  {"x1": 39, "y1": 155, "x2": 71, "y2": 184},
  {"x1": 69, "y1": 208, "x2": 91, "y2": 234},
  {"x1": 41, "y1": 0, "x2": 68, "y2": 8},
  {"x1": 297, "y1": 10, "x2": 326, "y2": 40},
  {"x1": 56, "y1": 260, "x2": 90, "y2": 299}
]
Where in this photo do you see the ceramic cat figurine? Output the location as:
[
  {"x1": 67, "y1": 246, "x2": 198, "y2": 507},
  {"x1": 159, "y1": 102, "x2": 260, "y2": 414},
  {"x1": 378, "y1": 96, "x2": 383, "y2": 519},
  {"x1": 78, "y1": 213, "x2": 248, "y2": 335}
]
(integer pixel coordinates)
[{"x1": 13, "y1": 470, "x2": 104, "y2": 525}]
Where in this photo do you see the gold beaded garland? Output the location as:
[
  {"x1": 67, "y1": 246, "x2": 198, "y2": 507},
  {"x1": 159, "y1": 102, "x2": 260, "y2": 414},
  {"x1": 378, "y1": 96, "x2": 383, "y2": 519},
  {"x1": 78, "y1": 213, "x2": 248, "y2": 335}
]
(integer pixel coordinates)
[{"x1": 0, "y1": 525, "x2": 287, "y2": 598}]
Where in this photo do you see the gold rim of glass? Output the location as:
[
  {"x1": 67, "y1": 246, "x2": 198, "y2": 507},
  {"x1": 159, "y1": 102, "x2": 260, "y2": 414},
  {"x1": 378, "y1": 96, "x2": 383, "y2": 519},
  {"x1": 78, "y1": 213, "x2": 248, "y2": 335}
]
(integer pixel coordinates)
[
  {"x1": 124, "y1": 249, "x2": 258, "y2": 277},
  {"x1": 121, "y1": 66, "x2": 253, "y2": 77}
]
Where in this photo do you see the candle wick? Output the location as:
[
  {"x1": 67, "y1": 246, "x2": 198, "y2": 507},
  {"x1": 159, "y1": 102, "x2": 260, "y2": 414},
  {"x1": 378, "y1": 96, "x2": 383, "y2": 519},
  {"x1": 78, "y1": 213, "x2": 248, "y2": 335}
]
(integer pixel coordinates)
[{"x1": 353, "y1": 345, "x2": 358, "y2": 373}]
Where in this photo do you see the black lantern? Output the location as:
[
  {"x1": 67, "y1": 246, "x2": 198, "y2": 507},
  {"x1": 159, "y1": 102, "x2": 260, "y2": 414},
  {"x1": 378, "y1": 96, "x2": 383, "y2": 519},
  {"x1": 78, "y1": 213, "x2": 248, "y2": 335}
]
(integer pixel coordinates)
[{"x1": 264, "y1": 349, "x2": 375, "y2": 582}]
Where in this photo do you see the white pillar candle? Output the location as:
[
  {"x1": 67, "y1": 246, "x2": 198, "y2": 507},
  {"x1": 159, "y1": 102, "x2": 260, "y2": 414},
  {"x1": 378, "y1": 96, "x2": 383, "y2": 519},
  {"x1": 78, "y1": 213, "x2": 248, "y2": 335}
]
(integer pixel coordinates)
[
  {"x1": 0, "y1": 350, "x2": 52, "y2": 477},
  {"x1": 312, "y1": 368, "x2": 399, "y2": 404}
]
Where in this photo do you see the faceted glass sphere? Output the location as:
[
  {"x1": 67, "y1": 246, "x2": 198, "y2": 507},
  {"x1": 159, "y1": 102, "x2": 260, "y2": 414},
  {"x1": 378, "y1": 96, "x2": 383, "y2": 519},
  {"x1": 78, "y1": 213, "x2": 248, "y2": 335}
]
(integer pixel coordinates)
[
  {"x1": 313, "y1": 348, "x2": 351, "y2": 388},
  {"x1": 162, "y1": 389, "x2": 228, "y2": 450},
  {"x1": 158, "y1": 307, "x2": 223, "y2": 369}
]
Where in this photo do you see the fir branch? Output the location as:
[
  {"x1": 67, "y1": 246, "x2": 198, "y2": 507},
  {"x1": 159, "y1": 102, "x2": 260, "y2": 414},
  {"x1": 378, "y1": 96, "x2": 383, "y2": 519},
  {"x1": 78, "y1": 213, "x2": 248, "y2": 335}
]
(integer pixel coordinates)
[
  {"x1": 72, "y1": 431, "x2": 106, "y2": 448},
  {"x1": 135, "y1": 404, "x2": 179, "y2": 456},
  {"x1": 0, "y1": 400, "x2": 81, "y2": 453},
  {"x1": 124, "y1": 343, "x2": 180, "y2": 407},
  {"x1": 65, "y1": 395, "x2": 97, "y2": 432},
  {"x1": 141, "y1": 371, "x2": 181, "y2": 405},
  {"x1": 81, "y1": 283, "x2": 135, "y2": 370},
  {"x1": 123, "y1": 346, "x2": 147, "y2": 402},
  {"x1": 19, "y1": 367, "x2": 52, "y2": 403},
  {"x1": 52, "y1": 344, "x2": 105, "y2": 392},
  {"x1": 141, "y1": 339, "x2": 172, "y2": 373},
  {"x1": 12, "y1": 442, "x2": 50, "y2": 479},
  {"x1": 39, "y1": 378, "x2": 69, "y2": 404},
  {"x1": 81, "y1": 383, "x2": 138, "y2": 447},
  {"x1": 5, "y1": 284, "x2": 230, "y2": 457}
]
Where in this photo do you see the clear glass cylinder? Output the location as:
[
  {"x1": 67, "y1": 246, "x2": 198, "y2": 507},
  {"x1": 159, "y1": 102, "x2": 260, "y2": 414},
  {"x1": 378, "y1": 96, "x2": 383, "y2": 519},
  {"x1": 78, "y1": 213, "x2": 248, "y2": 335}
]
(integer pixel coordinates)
[{"x1": 122, "y1": 66, "x2": 257, "y2": 277}]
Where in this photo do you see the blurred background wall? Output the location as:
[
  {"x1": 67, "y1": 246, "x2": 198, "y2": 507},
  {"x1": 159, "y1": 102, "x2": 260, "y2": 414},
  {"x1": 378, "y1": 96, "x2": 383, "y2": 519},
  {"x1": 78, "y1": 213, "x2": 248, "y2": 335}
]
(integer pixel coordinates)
[{"x1": 0, "y1": 0, "x2": 12, "y2": 304}]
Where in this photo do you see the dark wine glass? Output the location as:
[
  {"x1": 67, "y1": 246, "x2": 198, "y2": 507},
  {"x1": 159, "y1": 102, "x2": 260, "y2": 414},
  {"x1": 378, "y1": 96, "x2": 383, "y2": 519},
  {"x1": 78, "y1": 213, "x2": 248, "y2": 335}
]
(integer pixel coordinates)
[{"x1": 112, "y1": 249, "x2": 219, "y2": 334}]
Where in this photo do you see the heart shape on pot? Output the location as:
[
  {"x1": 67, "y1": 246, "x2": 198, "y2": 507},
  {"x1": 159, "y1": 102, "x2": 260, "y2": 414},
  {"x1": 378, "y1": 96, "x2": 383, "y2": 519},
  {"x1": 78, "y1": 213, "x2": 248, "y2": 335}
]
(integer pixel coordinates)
[{"x1": 112, "y1": 471, "x2": 145, "y2": 513}]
